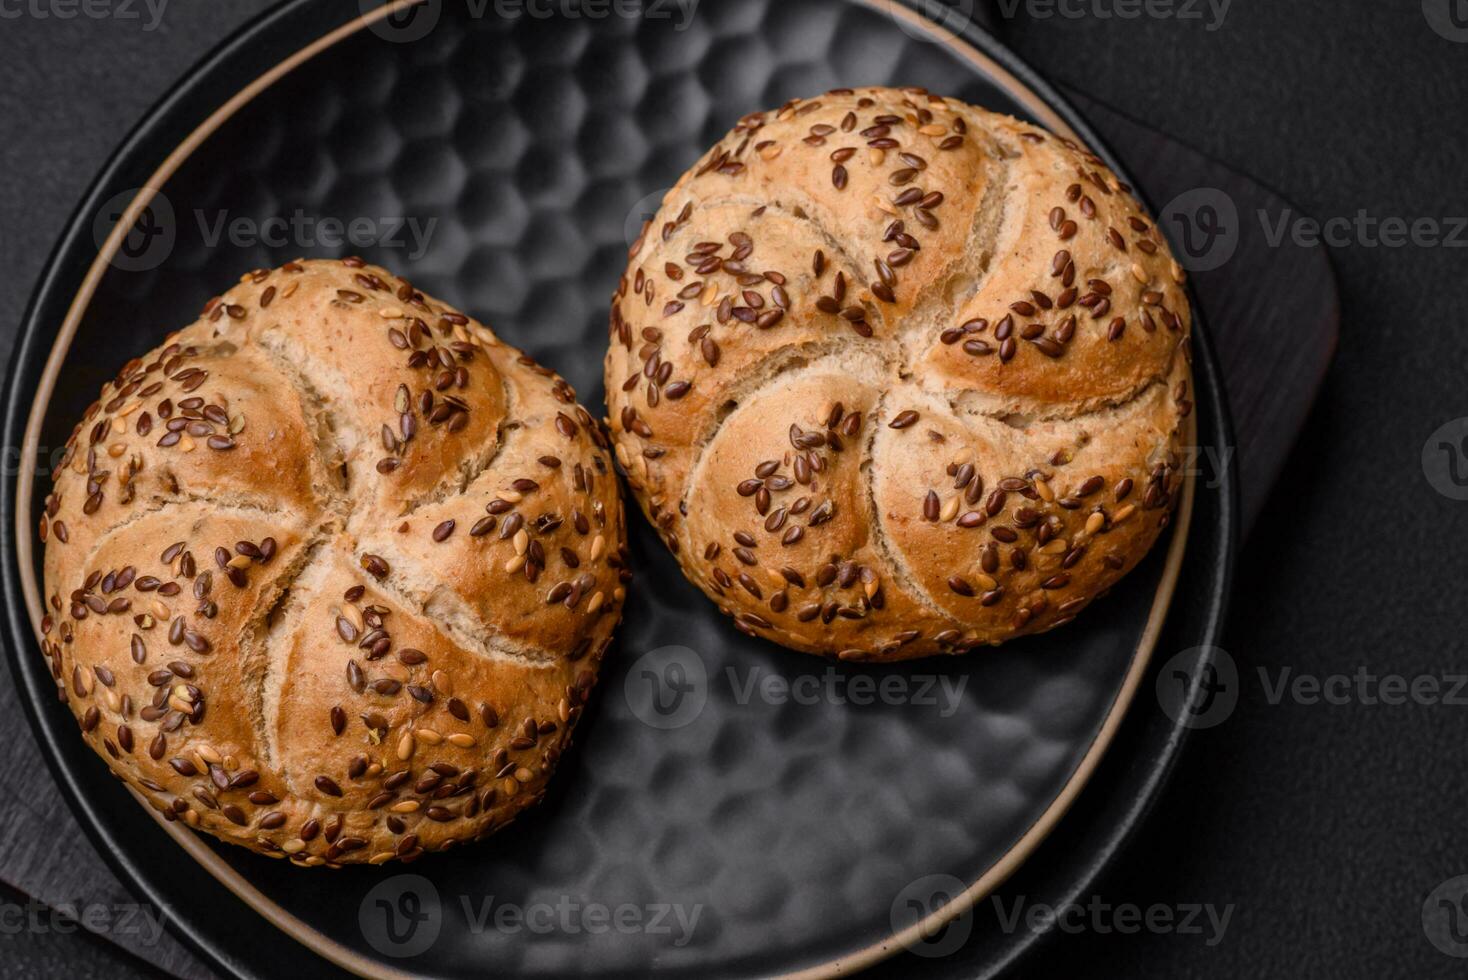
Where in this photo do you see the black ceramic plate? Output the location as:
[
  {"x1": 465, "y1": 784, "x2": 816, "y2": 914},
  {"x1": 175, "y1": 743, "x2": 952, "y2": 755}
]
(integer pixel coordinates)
[{"x1": 1, "y1": 1, "x2": 1235, "y2": 977}]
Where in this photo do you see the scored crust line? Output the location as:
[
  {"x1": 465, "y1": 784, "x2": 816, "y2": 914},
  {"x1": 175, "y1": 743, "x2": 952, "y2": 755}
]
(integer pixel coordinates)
[
  {"x1": 691, "y1": 193, "x2": 883, "y2": 322},
  {"x1": 252, "y1": 331, "x2": 354, "y2": 512},
  {"x1": 398, "y1": 367, "x2": 514, "y2": 519},
  {"x1": 352, "y1": 544, "x2": 560, "y2": 668},
  {"x1": 897, "y1": 146, "x2": 1015, "y2": 374},
  {"x1": 66, "y1": 494, "x2": 285, "y2": 605},
  {"x1": 859, "y1": 390, "x2": 954, "y2": 621},
  {"x1": 659, "y1": 136, "x2": 1020, "y2": 540},
  {"x1": 945, "y1": 351, "x2": 1183, "y2": 431},
  {"x1": 256, "y1": 307, "x2": 561, "y2": 667},
  {"x1": 673, "y1": 337, "x2": 896, "y2": 520},
  {"x1": 240, "y1": 526, "x2": 336, "y2": 772}
]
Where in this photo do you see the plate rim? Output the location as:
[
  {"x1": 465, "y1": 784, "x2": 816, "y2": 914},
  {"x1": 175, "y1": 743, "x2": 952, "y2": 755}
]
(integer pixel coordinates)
[{"x1": 0, "y1": 1, "x2": 1236, "y2": 977}]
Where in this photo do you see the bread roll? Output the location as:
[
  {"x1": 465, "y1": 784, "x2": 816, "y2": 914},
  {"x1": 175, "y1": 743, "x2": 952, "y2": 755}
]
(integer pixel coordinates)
[
  {"x1": 605, "y1": 87, "x2": 1192, "y2": 661},
  {"x1": 39, "y1": 258, "x2": 627, "y2": 865}
]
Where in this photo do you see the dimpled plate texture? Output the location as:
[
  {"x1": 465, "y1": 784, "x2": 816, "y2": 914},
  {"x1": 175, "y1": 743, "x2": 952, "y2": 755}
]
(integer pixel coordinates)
[{"x1": 6, "y1": 1, "x2": 1232, "y2": 977}]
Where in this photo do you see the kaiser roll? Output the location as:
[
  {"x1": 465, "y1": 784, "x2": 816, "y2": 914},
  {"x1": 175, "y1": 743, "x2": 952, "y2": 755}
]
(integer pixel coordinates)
[
  {"x1": 605, "y1": 87, "x2": 1192, "y2": 661},
  {"x1": 39, "y1": 258, "x2": 628, "y2": 865}
]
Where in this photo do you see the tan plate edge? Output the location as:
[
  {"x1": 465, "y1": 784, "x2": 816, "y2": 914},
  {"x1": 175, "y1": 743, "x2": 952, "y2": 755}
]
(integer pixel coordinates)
[
  {"x1": 15, "y1": 3, "x2": 432, "y2": 978},
  {"x1": 13, "y1": 1, "x2": 1195, "y2": 977}
]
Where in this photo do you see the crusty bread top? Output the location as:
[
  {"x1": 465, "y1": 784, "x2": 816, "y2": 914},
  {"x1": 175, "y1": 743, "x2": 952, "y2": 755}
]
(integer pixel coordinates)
[
  {"x1": 606, "y1": 87, "x2": 1192, "y2": 660},
  {"x1": 39, "y1": 258, "x2": 627, "y2": 865}
]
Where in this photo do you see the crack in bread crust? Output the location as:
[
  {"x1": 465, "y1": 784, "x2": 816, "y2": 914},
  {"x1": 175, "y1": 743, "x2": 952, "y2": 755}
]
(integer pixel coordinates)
[
  {"x1": 252, "y1": 333, "x2": 353, "y2": 501},
  {"x1": 944, "y1": 348, "x2": 1183, "y2": 427},
  {"x1": 898, "y1": 153, "x2": 1013, "y2": 371},
  {"x1": 859, "y1": 391, "x2": 955, "y2": 622},
  {"x1": 399, "y1": 368, "x2": 513, "y2": 519},
  {"x1": 351, "y1": 541, "x2": 560, "y2": 668},
  {"x1": 243, "y1": 528, "x2": 334, "y2": 771},
  {"x1": 67, "y1": 493, "x2": 288, "y2": 585},
  {"x1": 675, "y1": 337, "x2": 895, "y2": 516},
  {"x1": 684, "y1": 193, "x2": 892, "y2": 329}
]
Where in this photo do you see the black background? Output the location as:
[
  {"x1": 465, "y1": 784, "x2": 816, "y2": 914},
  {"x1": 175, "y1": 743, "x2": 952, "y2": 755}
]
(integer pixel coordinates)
[{"x1": 1, "y1": 0, "x2": 1465, "y2": 976}]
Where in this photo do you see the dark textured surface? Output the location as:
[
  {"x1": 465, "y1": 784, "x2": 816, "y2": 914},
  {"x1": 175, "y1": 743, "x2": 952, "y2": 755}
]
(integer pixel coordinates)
[
  {"x1": 0, "y1": 2, "x2": 1231, "y2": 979},
  {"x1": 1000, "y1": 2, "x2": 1468, "y2": 978},
  {"x1": 1059, "y1": 87, "x2": 1337, "y2": 539},
  {"x1": 0, "y1": 880, "x2": 170, "y2": 980},
  {"x1": 0, "y1": 8, "x2": 278, "y2": 979},
  {"x1": 2, "y1": 0, "x2": 1455, "y2": 977}
]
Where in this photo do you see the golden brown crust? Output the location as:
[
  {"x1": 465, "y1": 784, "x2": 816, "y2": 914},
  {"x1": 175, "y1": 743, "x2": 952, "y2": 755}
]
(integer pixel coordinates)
[
  {"x1": 605, "y1": 87, "x2": 1193, "y2": 661},
  {"x1": 40, "y1": 258, "x2": 628, "y2": 865}
]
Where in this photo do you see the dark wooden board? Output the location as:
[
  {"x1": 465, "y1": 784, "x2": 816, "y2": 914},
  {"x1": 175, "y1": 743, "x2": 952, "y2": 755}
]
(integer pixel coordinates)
[{"x1": 1065, "y1": 88, "x2": 1339, "y2": 537}]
